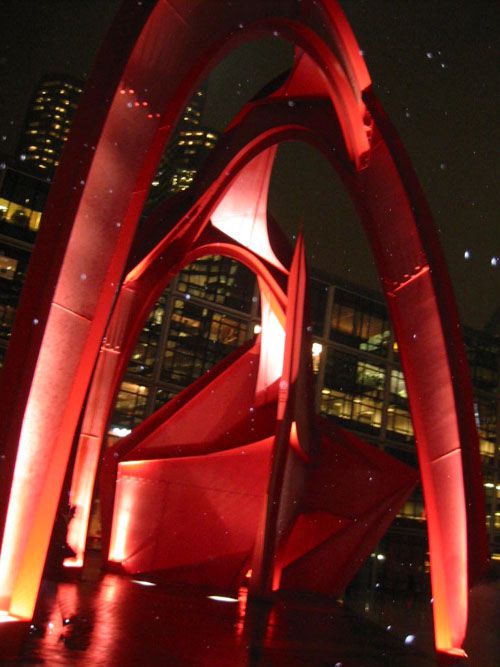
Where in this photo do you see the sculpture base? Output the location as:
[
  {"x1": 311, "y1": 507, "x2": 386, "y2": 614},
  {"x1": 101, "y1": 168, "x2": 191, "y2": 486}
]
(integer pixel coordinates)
[{"x1": 436, "y1": 648, "x2": 468, "y2": 666}]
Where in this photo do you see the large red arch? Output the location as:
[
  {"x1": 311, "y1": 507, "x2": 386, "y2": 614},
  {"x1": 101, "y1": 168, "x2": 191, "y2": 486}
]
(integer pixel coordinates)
[{"x1": 0, "y1": 0, "x2": 487, "y2": 659}]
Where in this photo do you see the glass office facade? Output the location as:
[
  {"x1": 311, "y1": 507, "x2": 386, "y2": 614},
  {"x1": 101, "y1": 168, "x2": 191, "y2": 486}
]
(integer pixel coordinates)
[
  {"x1": 0, "y1": 166, "x2": 49, "y2": 366},
  {"x1": 108, "y1": 265, "x2": 500, "y2": 567},
  {"x1": 464, "y1": 328, "x2": 500, "y2": 541},
  {"x1": 109, "y1": 255, "x2": 257, "y2": 432}
]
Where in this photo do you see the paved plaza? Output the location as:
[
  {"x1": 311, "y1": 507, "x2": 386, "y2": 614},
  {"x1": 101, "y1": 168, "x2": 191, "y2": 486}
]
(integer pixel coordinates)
[{"x1": 5, "y1": 556, "x2": 498, "y2": 667}]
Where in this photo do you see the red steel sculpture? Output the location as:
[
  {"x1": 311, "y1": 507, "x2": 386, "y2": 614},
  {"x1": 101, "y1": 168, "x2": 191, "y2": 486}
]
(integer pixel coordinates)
[{"x1": 0, "y1": 0, "x2": 488, "y2": 660}]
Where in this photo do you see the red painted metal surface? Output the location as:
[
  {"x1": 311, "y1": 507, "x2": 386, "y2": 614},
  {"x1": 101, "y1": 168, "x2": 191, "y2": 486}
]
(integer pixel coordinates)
[
  {"x1": 0, "y1": 0, "x2": 487, "y2": 659},
  {"x1": 99, "y1": 233, "x2": 417, "y2": 598}
]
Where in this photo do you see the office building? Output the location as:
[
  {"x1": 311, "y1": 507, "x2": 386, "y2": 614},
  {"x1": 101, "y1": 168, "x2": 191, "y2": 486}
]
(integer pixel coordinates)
[
  {"x1": 146, "y1": 88, "x2": 218, "y2": 208},
  {"x1": 16, "y1": 74, "x2": 84, "y2": 179},
  {"x1": 0, "y1": 160, "x2": 49, "y2": 361}
]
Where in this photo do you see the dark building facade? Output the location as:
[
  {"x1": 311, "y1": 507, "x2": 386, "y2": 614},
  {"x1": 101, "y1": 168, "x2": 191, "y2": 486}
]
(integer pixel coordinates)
[
  {"x1": 16, "y1": 74, "x2": 84, "y2": 180},
  {"x1": 0, "y1": 162, "x2": 49, "y2": 358}
]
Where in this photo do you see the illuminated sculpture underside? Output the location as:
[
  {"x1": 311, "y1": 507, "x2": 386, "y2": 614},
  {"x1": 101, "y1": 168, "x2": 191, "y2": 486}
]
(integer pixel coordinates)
[{"x1": 0, "y1": 0, "x2": 488, "y2": 660}]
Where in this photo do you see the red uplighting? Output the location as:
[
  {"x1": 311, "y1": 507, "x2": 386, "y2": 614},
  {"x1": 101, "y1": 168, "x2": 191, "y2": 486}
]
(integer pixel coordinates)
[{"x1": 0, "y1": 1, "x2": 487, "y2": 662}]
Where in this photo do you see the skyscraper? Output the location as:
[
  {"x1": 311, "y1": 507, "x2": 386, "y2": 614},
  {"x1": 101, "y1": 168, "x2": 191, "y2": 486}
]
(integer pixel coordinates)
[
  {"x1": 146, "y1": 88, "x2": 219, "y2": 209},
  {"x1": 16, "y1": 74, "x2": 84, "y2": 180}
]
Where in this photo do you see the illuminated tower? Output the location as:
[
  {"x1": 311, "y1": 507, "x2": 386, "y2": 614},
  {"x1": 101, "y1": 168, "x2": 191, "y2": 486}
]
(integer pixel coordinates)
[
  {"x1": 147, "y1": 87, "x2": 219, "y2": 207},
  {"x1": 16, "y1": 74, "x2": 84, "y2": 180}
]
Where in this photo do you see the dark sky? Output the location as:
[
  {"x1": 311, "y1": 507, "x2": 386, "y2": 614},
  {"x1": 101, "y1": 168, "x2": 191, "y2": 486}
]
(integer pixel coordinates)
[{"x1": 0, "y1": 1, "x2": 498, "y2": 329}]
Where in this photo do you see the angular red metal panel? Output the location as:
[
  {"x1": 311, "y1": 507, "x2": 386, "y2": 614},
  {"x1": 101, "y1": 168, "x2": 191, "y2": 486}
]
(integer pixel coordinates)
[
  {"x1": 281, "y1": 418, "x2": 417, "y2": 595},
  {"x1": 109, "y1": 440, "x2": 273, "y2": 585}
]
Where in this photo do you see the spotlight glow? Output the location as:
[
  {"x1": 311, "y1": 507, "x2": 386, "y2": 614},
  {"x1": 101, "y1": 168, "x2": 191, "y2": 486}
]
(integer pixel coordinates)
[
  {"x1": 131, "y1": 580, "x2": 156, "y2": 587},
  {"x1": 110, "y1": 427, "x2": 132, "y2": 438},
  {"x1": 207, "y1": 595, "x2": 238, "y2": 603}
]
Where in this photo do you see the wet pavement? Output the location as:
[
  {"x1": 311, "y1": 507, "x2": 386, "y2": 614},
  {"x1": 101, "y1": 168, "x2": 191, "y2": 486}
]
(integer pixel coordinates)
[
  {"x1": 345, "y1": 578, "x2": 500, "y2": 666},
  {"x1": 3, "y1": 556, "x2": 499, "y2": 667}
]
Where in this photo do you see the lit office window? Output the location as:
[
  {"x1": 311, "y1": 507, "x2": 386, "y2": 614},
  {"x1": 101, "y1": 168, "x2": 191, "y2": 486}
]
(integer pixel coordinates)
[
  {"x1": 126, "y1": 296, "x2": 167, "y2": 376},
  {"x1": 479, "y1": 439, "x2": 495, "y2": 465},
  {"x1": 475, "y1": 399, "x2": 497, "y2": 465},
  {"x1": 386, "y1": 405, "x2": 414, "y2": 441},
  {"x1": 0, "y1": 255, "x2": 18, "y2": 281},
  {"x1": 154, "y1": 388, "x2": 178, "y2": 411},
  {"x1": 397, "y1": 485, "x2": 425, "y2": 521},
  {"x1": 476, "y1": 399, "x2": 497, "y2": 442},
  {"x1": 0, "y1": 197, "x2": 41, "y2": 231},
  {"x1": 320, "y1": 388, "x2": 383, "y2": 432},
  {"x1": 311, "y1": 341, "x2": 323, "y2": 373},
  {"x1": 320, "y1": 349, "x2": 384, "y2": 434},
  {"x1": 0, "y1": 303, "x2": 16, "y2": 339},
  {"x1": 390, "y1": 369, "x2": 408, "y2": 399},
  {"x1": 357, "y1": 361, "x2": 385, "y2": 391},
  {"x1": 385, "y1": 368, "x2": 413, "y2": 442},
  {"x1": 398, "y1": 498, "x2": 425, "y2": 521},
  {"x1": 330, "y1": 288, "x2": 390, "y2": 355},
  {"x1": 177, "y1": 256, "x2": 255, "y2": 313},
  {"x1": 161, "y1": 299, "x2": 248, "y2": 387},
  {"x1": 111, "y1": 382, "x2": 149, "y2": 431}
]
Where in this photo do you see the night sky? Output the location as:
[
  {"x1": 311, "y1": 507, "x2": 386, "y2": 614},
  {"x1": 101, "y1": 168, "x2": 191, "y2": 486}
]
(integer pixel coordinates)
[{"x1": 0, "y1": 1, "x2": 498, "y2": 329}]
